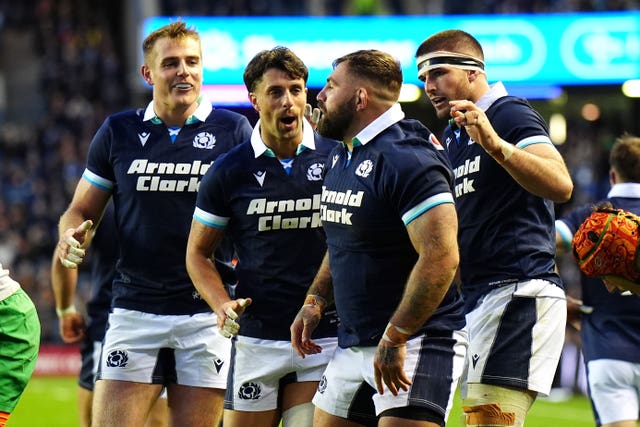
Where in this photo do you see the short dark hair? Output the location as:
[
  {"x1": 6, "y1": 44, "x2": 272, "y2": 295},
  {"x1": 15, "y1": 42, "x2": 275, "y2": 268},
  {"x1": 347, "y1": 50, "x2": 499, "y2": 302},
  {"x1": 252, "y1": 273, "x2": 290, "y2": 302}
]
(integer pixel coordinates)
[
  {"x1": 243, "y1": 46, "x2": 308, "y2": 93},
  {"x1": 416, "y1": 29, "x2": 484, "y2": 61},
  {"x1": 610, "y1": 133, "x2": 640, "y2": 182},
  {"x1": 333, "y1": 49, "x2": 403, "y2": 102}
]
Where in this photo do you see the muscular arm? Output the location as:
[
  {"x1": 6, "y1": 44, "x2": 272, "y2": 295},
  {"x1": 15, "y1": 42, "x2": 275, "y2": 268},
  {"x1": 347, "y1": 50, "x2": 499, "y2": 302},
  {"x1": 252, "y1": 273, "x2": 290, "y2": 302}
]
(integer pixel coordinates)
[
  {"x1": 390, "y1": 202, "x2": 459, "y2": 333},
  {"x1": 451, "y1": 100, "x2": 573, "y2": 203},
  {"x1": 52, "y1": 178, "x2": 110, "y2": 342},
  {"x1": 374, "y1": 202, "x2": 459, "y2": 395}
]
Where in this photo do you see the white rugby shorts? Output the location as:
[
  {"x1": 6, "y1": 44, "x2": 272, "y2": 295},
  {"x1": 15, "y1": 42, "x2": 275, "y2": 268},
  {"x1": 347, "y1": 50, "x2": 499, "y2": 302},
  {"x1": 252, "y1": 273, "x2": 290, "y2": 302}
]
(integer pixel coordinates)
[
  {"x1": 312, "y1": 329, "x2": 467, "y2": 422},
  {"x1": 225, "y1": 335, "x2": 338, "y2": 411},
  {"x1": 97, "y1": 308, "x2": 231, "y2": 388},
  {"x1": 460, "y1": 279, "x2": 566, "y2": 398},
  {"x1": 588, "y1": 358, "x2": 640, "y2": 424}
]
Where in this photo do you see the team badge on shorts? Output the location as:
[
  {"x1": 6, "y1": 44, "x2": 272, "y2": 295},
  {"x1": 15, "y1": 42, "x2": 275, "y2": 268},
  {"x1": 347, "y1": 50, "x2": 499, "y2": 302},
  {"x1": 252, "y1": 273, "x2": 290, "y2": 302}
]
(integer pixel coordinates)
[
  {"x1": 317, "y1": 374, "x2": 327, "y2": 394},
  {"x1": 106, "y1": 349, "x2": 129, "y2": 368},
  {"x1": 238, "y1": 382, "x2": 262, "y2": 399}
]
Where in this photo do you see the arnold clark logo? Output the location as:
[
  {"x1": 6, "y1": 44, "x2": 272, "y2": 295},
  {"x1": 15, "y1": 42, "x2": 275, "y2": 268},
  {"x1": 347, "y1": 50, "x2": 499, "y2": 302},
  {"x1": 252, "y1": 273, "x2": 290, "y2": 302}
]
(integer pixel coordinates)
[{"x1": 127, "y1": 159, "x2": 212, "y2": 192}]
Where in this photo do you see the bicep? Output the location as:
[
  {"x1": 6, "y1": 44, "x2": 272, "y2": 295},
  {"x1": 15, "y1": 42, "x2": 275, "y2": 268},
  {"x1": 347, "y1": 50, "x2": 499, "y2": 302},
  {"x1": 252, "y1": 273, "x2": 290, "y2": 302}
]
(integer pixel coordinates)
[
  {"x1": 406, "y1": 202, "x2": 458, "y2": 259},
  {"x1": 62, "y1": 179, "x2": 111, "y2": 231},
  {"x1": 522, "y1": 142, "x2": 566, "y2": 164},
  {"x1": 187, "y1": 220, "x2": 225, "y2": 259}
]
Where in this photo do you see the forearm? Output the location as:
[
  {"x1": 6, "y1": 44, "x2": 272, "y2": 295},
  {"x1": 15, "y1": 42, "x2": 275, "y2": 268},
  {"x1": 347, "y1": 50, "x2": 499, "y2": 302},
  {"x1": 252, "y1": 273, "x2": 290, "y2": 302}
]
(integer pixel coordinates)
[
  {"x1": 305, "y1": 251, "x2": 334, "y2": 307},
  {"x1": 51, "y1": 251, "x2": 79, "y2": 311},
  {"x1": 390, "y1": 252, "x2": 457, "y2": 334},
  {"x1": 187, "y1": 252, "x2": 231, "y2": 315},
  {"x1": 480, "y1": 133, "x2": 573, "y2": 202}
]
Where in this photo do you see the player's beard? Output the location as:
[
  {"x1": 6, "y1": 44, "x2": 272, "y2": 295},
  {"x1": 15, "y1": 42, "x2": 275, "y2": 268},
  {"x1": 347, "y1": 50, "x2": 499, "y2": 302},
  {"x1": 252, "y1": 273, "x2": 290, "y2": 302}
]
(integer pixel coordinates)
[{"x1": 317, "y1": 94, "x2": 357, "y2": 141}]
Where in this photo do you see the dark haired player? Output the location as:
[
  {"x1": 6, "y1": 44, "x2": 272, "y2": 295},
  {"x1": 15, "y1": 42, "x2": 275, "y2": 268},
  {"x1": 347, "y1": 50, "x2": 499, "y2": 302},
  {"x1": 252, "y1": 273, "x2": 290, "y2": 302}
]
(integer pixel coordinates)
[{"x1": 416, "y1": 29, "x2": 573, "y2": 426}]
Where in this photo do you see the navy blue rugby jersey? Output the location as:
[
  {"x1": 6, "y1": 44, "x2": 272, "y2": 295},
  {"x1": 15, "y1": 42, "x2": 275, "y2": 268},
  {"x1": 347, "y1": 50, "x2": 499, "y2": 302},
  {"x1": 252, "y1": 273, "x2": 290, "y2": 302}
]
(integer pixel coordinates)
[
  {"x1": 442, "y1": 84, "x2": 562, "y2": 312},
  {"x1": 194, "y1": 120, "x2": 339, "y2": 340},
  {"x1": 556, "y1": 184, "x2": 640, "y2": 364},
  {"x1": 85, "y1": 202, "x2": 117, "y2": 341},
  {"x1": 83, "y1": 99, "x2": 252, "y2": 315},
  {"x1": 321, "y1": 105, "x2": 465, "y2": 348}
]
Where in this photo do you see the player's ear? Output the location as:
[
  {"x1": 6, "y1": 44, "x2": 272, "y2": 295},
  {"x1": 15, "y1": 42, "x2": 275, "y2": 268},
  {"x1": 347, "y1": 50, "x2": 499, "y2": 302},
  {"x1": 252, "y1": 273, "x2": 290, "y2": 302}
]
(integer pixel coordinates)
[
  {"x1": 248, "y1": 93, "x2": 260, "y2": 112},
  {"x1": 356, "y1": 88, "x2": 367, "y2": 110},
  {"x1": 468, "y1": 70, "x2": 480, "y2": 83},
  {"x1": 141, "y1": 65, "x2": 153, "y2": 86}
]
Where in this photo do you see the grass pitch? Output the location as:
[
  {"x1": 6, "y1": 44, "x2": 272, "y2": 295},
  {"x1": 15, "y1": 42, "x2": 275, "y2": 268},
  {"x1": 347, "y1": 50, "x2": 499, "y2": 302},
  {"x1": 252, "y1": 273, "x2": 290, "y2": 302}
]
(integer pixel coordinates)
[{"x1": 8, "y1": 376, "x2": 594, "y2": 426}]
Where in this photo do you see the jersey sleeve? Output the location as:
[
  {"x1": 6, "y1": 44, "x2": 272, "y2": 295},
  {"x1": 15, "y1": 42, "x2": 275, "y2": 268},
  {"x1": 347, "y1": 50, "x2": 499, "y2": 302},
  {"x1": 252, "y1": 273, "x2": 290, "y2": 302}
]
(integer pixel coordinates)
[
  {"x1": 193, "y1": 155, "x2": 232, "y2": 229},
  {"x1": 385, "y1": 141, "x2": 455, "y2": 226},
  {"x1": 83, "y1": 117, "x2": 116, "y2": 191}
]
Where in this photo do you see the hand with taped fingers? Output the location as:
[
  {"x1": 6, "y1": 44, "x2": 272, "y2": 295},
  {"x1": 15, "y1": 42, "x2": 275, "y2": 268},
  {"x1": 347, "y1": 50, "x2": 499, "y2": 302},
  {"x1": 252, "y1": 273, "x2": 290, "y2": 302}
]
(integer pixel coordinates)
[
  {"x1": 290, "y1": 294, "x2": 325, "y2": 358},
  {"x1": 304, "y1": 104, "x2": 321, "y2": 131},
  {"x1": 373, "y1": 322, "x2": 413, "y2": 396},
  {"x1": 218, "y1": 297, "x2": 252, "y2": 338},
  {"x1": 57, "y1": 220, "x2": 93, "y2": 269}
]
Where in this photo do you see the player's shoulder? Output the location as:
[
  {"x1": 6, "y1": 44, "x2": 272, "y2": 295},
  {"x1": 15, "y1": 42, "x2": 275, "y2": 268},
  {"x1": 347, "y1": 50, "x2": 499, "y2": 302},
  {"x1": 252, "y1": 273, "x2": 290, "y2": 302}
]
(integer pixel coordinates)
[
  {"x1": 382, "y1": 119, "x2": 447, "y2": 160},
  {"x1": 488, "y1": 95, "x2": 540, "y2": 120},
  {"x1": 210, "y1": 140, "x2": 253, "y2": 170},
  {"x1": 207, "y1": 108, "x2": 251, "y2": 128},
  {"x1": 313, "y1": 133, "x2": 341, "y2": 154},
  {"x1": 102, "y1": 108, "x2": 144, "y2": 125}
]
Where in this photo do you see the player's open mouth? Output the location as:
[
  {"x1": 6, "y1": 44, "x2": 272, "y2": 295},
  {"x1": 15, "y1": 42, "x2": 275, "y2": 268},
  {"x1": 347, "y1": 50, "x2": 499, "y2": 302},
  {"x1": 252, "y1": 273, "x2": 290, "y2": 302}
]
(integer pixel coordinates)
[
  {"x1": 281, "y1": 117, "x2": 296, "y2": 125},
  {"x1": 174, "y1": 83, "x2": 192, "y2": 90},
  {"x1": 430, "y1": 96, "x2": 447, "y2": 108}
]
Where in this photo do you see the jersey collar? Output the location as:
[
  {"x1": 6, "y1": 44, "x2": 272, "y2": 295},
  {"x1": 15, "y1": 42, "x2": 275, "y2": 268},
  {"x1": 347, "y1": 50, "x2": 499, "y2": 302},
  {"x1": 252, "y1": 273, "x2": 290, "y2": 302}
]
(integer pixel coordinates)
[
  {"x1": 475, "y1": 81, "x2": 508, "y2": 112},
  {"x1": 142, "y1": 95, "x2": 213, "y2": 125},
  {"x1": 251, "y1": 117, "x2": 316, "y2": 158},
  {"x1": 352, "y1": 103, "x2": 405, "y2": 147},
  {"x1": 608, "y1": 183, "x2": 640, "y2": 198}
]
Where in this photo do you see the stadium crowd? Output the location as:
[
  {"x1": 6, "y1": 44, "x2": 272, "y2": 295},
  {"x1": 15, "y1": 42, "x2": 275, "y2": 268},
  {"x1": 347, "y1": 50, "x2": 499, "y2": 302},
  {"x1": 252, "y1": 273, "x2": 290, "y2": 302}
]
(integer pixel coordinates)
[{"x1": 0, "y1": 0, "x2": 637, "y2": 348}]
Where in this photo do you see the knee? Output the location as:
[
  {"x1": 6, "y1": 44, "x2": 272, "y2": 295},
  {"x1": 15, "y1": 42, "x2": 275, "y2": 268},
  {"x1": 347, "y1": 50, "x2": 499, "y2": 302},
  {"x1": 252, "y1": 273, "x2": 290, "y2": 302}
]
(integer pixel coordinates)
[
  {"x1": 462, "y1": 384, "x2": 535, "y2": 427},
  {"x1": 462, "y1": 403, "x2": 515, "y2": 426}
]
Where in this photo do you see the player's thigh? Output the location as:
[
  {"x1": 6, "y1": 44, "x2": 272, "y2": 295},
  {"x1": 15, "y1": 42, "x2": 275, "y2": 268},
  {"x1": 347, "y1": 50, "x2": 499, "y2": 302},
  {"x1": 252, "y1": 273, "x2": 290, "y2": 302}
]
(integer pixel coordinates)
[
  {"x1": 223, "y1": 408, "x2": 281, "y2": 427},
  {"x1": 144, "y1": 392, "x2": 169, "y2": 427},
  {"x1": 167, "y1": 383, "x2": 225, "y2": 427},
  {"x1": 314, "y1": 406, "x2": 368, "y2": 427},
  {"x1": 77, "y1": 387, "x2": 93, "y2": 427},
  {"x1": 92, "y1": 379, "x2": 163, "y2": 426},
  {"x1": 282, "y1": 381, "x2": 320, "y2": 411}
]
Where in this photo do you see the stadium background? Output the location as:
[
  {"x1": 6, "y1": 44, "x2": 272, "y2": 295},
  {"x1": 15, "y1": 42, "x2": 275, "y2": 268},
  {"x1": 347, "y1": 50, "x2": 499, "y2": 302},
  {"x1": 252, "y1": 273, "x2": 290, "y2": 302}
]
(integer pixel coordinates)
[{"x1": 0, "y1": 0, "x2": 639, "y2": 425}]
